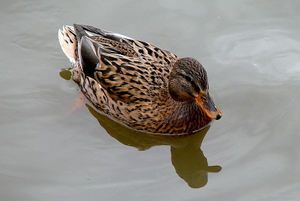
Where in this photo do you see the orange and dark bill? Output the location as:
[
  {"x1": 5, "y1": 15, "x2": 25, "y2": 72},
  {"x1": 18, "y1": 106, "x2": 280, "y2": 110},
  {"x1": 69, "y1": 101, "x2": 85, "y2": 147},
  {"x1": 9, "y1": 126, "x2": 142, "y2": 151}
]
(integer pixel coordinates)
[{"x1": 195, "y1": 92, "x2": 222, "y2": 120}]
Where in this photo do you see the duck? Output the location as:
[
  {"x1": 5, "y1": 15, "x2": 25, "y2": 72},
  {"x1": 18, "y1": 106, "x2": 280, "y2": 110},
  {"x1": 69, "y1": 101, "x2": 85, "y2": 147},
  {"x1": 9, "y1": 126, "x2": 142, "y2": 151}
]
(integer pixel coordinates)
[{"x1": 58, "y1": 24, "x2": 222, "y2": 134}]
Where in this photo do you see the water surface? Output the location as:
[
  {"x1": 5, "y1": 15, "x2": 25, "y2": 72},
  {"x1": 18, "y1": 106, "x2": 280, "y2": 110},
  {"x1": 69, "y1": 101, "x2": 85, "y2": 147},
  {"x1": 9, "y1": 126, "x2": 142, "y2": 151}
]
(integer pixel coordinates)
[{"x1": 1, "y1": 1, "x2": 300, "y2": 200}]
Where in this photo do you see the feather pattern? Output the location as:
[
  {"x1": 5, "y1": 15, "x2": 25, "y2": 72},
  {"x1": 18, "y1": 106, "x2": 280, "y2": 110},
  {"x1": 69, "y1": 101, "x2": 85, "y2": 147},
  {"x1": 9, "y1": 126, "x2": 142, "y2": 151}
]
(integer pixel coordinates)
[{"x1": 58, "y1": 24, "x2": 222, "y2": 134}]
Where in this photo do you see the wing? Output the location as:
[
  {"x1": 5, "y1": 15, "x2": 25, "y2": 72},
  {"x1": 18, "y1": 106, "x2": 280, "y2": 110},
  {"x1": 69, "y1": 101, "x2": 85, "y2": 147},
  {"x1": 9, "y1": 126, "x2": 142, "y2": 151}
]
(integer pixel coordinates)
[{"x1": 74, "y1": 24, "x2": 178, "y2": 104}]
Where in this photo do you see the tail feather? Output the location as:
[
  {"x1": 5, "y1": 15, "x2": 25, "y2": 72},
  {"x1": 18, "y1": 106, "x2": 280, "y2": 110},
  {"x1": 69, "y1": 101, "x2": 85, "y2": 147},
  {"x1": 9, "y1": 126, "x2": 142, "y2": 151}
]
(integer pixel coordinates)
[{"x1": 58, "y1": 26, "x2": 78, "y2": 63}]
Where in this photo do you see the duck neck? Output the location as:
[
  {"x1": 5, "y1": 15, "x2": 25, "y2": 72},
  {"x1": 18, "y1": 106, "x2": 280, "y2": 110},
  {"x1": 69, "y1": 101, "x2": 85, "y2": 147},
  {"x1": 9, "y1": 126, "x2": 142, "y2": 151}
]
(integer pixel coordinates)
[{"x1": 166, "y1": 100, "x2": 212, "y2": 133}]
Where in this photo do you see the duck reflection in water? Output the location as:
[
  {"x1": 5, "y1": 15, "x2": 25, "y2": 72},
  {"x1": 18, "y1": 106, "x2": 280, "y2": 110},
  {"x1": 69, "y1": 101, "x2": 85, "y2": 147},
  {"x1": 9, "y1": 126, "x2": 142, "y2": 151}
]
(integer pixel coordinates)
[{"x1": 85, "y1": 103, "x2": 221, "y2": 188}]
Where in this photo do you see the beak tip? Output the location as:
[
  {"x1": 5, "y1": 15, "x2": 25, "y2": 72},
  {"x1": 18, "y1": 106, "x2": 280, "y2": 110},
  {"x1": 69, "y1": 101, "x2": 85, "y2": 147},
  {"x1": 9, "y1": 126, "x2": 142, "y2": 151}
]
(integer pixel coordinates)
[{"x1": 215, "y1": 113, "x2": 222, "y2": 120}]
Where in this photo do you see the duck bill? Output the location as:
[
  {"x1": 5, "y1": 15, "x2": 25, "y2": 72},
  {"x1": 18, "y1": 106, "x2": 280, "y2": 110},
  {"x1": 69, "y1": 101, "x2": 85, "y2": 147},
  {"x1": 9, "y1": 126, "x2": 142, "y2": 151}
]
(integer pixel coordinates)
[{"x1": 195, "y1": 92, "x2": 222, "y2": 120}]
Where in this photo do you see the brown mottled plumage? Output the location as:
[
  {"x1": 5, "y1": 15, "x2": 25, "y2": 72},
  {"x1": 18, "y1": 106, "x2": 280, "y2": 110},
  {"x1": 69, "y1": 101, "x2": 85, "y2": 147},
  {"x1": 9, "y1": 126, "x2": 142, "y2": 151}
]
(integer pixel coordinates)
[{"x1": 58, "y1": 24, "x2": 222, "y2": 134}]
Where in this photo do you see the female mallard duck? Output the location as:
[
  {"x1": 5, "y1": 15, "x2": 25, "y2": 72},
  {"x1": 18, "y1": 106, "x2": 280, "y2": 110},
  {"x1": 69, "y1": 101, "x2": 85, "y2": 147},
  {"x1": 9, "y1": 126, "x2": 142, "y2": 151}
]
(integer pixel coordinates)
[{"x1": 58, "y1": 24, "x2": 222, "y2": 134}]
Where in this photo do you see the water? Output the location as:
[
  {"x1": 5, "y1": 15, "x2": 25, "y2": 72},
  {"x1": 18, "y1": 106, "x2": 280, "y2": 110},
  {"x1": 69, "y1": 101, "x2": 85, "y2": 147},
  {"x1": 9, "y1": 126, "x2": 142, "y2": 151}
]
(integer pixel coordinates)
[{"x1": 1, "y1": 0, "x2": 300, "y2": 200}]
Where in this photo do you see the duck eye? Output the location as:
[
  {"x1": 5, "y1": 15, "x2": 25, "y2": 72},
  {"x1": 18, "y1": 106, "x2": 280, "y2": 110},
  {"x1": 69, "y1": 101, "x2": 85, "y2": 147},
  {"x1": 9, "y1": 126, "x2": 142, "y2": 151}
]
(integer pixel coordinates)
[{"x1": 185, "y1": 75, "x2": 192, "y2": 82}]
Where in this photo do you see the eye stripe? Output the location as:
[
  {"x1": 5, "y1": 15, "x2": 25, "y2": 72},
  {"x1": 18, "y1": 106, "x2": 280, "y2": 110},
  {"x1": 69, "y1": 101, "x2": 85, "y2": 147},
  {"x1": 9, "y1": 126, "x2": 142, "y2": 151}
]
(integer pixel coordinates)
[{"x1": 178, "y1": 73, "x2": 200, "y2": 92}]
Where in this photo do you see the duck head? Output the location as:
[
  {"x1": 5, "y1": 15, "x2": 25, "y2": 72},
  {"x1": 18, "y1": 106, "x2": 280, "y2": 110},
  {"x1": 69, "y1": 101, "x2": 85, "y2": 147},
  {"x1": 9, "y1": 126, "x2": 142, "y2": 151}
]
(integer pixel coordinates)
[{"x1": 169, "y1": 57, "x2": 222, "y2": 120}]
